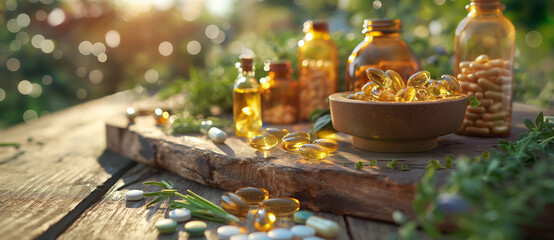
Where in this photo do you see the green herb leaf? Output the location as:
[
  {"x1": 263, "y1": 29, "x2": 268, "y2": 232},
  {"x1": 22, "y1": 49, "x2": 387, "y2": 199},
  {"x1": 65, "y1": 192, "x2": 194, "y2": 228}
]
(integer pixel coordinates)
[
  {"x1": 535, "y1": 112, "x2": 544, "y2": 126},
  {"x1": 469, "y1": 96, "x2": 480, "y2": 107},
  {"x1": 370, "y1": 160, "x2": 378, "y2": 166},
  {"x1": 401, "y1": 164, "x2": 409, "y2": 171},
  {"x1": 143, "y1": 181, "x2": 170, "y2": 189},
  {"x1": 355, "y1": 161, "x2": 364, "y2": 170},
  {"x1": 524, "y1": 118, "x2": 535, "y2": 130},
  {"x1": 145, "y1": 196, "x2": 164, "y2": 208}
]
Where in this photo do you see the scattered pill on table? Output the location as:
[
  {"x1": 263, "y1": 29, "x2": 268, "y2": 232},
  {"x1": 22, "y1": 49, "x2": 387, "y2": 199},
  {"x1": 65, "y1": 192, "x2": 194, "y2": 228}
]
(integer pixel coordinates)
[
  {"x1": 208, "y1": 127, "x2": 227, "y2": 144},
  {"x1": 293, "y1": 211, "x2": 313, "y2": 224},
  {"x1": 249, "y1": 232, "x2": 271, "y2": 240},
  {"x1": 125, "y1": 190, "x2": 144, "y2": 201},
  {"x1": 168, "y1": 208, "x2": 191, "y2": 222},
  {"x1": 234, "y1": 187, "x2": 269, "y2": 205},
  {"x1": 155, "y1": 219, "x2": 176, "y2": 234},
  {"x1": 290, "y1": 225, "x2": 315, "y2": 239},
  {"x1": 217, "y1": 225, "x2": 242, "y2": 240},
  {"x1": 268, "y1": 228, "x2": 293, "y2": 240},
  {"x1": 185, "y1": 220, "x2": 207, "y2": 237},
  {"x1": 305, "y1": 216, "x2": 339, "y2": 238}
]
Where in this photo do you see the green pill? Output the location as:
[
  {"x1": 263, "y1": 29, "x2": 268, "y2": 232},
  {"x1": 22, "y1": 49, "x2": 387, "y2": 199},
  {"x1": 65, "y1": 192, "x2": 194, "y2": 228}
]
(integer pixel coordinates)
[
  {"x1": 155, "y1": 219, "x2": 177, "y2": 234},
  {"x1": 185, "y1": 220, "x2": 207, "y2": 237},
  {"x1": 293, "y1": 211, "x2": 313, "y2": 224}
]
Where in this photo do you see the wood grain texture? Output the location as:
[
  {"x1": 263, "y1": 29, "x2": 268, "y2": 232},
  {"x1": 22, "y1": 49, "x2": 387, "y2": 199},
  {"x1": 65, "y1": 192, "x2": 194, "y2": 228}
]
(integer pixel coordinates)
[
  {"x1": 60, "y1": 163, "x2": 354, "y2": 239},
  {"x1": 0, "y1": 92, "x2": 137, "y2": 240},
  {"x1": 105, "y1": 103, "x2": 551, "y2": 222}
]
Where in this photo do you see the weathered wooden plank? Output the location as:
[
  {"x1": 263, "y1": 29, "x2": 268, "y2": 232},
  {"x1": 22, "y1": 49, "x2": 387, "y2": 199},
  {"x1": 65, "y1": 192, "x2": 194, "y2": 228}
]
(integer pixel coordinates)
[
  {"x1": 105, "y1": 103, "x2": 552, "y2": 222},
  {"x1": 0, "y1": 92, "x2": 138, "y2": 240},
  {"x1": 60, "y1": 163, "x2": 353, "y2": 239}
]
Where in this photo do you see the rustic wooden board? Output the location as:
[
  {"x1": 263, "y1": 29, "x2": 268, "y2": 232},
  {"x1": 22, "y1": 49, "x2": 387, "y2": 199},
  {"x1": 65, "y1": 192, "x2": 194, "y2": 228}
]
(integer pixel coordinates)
[
  {"x1": 106, "y1": 102, "x2": 552, "y2": 222},
  {"x1": 59, "y1": 163, "x2": 354, "y2": 240},
  {"x1": 0, "y1": 92, "x2": 137, "y2": 240}
]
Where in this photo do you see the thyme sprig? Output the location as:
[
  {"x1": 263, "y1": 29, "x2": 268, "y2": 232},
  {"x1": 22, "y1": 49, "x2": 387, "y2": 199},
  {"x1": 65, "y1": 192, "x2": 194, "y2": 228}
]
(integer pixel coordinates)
[{"x1": 142, "y1": 180, "x2": 239, "y2": 223}]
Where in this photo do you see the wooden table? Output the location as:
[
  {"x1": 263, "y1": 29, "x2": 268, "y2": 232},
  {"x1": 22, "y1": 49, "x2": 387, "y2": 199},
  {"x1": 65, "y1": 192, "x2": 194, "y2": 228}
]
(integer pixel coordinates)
[{"x1": 0, "y1": 91, "x2": 550, "y2": 240}]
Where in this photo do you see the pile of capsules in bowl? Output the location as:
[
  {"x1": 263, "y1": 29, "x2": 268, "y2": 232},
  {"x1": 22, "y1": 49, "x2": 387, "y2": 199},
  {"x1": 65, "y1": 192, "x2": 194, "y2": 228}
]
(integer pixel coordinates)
[
  {"x1": 346, "y1": 68, "x2": 461, "y2": 102},
  {"x1": 249, "y1": 128, "x2": 338, "y2": 161}
]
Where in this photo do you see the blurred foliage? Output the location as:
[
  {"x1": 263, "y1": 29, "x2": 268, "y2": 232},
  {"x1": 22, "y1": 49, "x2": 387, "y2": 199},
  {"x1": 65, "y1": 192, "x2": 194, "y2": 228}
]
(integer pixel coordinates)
[{"x1": 0, "y1": 0, "x2": 552, "y2": 128}]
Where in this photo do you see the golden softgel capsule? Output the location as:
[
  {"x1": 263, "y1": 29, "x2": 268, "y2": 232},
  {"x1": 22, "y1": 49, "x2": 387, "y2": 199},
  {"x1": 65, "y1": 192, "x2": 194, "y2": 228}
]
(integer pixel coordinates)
[
  {"x1": 386, "y1": 69, "x2": 406, "y2": 92},
  {"x1": 263, "y1": 128, "x2": 289, "y2": 141},
  {"x1": 312, "y1": 139, "x2": 338, "y2": 153},
  {"x1": 281, "y1": 136, "x2": 310, "y2": 152},
  {"x1": 220, "y1": 192, "x2": 248, "y2": 217},
  {"x1": 299, "y1": 144, "x2": 328, "y2": 160},
  {"x1": 282, "y1": 132, "x2": 310, "y2": 141},
  {"x1": 407, "y1": 70, "x2": 430, "y2": 87},
  {"x1": 235, "y1": 187, "x2": 269, "y2": 205},
  {"x1": 260, "y1": 198, "x2": 300, "y2": 216},
  {"x1": 254, "y1": 209, "x2": 276, "y2": 232},
  {"x1": 250, "y1": 134, "x2": 279, "y2": 150},
  {"x1": 395, "y1": 86, "x2": 416, "y2": 102},
  {"x1": 366, "y1": 68, "x2": 391, "y2": 89}
]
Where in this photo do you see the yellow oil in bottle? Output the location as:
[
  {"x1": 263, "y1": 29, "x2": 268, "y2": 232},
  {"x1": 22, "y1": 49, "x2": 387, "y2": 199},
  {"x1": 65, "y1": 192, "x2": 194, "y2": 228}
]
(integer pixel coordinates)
[{"x1": 233, "y1": 88, "x2": 262, "y2": 138}]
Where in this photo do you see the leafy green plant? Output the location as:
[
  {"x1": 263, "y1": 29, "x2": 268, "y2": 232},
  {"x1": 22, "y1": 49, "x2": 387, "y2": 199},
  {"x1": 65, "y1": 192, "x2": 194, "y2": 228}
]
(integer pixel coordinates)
[{"x1": 391, "y1": 113, "x2": 554, "y2": 240}]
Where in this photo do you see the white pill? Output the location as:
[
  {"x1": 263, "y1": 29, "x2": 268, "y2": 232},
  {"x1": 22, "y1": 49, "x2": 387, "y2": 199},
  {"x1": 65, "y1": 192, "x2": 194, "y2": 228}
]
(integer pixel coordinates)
[
  {"x1": 208, "y1": 127, "x2": 227, "y2": 144},
  {"x1": 268, "y1": 228, "x2": 293, "y2": 240},
  {"x1": 217, "y1": 225, "x2": 242, "y2": 240},
  {"x1": 126, "y1": 190, "x2": 144, "y2": 201},
  {"x1": 303, "y1": 237, "x2": 324, "y2": 240},
  {"x1": 305, "y1": 216, "x2": 339, "y2": 238},
  {"x1": 168, "y1": 208, "x2": 191, "y2": 222},
  {"x1": 249, "y1": 232, "x2": 271, "y2": 240},
  {"x1": 290, "y1": 225, "x2": 315, "y2": 239},
  {"x1": 230, "y1": 234, "x2": 249, "y2": 240}
]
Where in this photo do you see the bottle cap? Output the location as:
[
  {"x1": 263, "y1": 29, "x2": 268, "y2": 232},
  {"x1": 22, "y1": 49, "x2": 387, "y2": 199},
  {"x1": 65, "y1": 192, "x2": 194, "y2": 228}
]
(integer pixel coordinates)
[
  {"x1": 265, "y1": 60, "x2": 292, "y2": 74},
  {"x1": 303, "y1": 20, "x2": 329, "y2": 33},
  {"x1": 363, "y1": 19, "x2": 402, "y2": 34}
]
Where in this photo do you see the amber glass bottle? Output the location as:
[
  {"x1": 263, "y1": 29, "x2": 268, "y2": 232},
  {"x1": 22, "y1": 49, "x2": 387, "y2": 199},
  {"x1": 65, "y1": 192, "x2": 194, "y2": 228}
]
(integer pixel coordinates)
[
  {"x1": 260, "y1": 61, "x2": 299, "y2": 124},
  {"x1": 454, "y1": 0, "x2": 515, "y2": 137},
  {"x1": 297, "y1": 20, "x2": 338, "y2": 121},
  {"x1": 346, "y1": 19, "x2": 420, "y2": 91},
  {"x1": 233, "y1": 55, "x2": 262, "y2": 138}
]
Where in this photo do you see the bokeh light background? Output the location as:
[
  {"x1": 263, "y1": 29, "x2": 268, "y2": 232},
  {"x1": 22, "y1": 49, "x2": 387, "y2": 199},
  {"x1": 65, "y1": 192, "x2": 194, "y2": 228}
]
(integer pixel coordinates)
[{"x1": 1, "y1": 0, "x2": 552, "y2": 128}]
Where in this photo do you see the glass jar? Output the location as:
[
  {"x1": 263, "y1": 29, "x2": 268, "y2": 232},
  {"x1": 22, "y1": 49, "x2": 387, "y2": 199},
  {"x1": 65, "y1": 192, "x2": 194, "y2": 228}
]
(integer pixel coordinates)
[
  {"x1": 346, "y1": 19, "x2": 420, "y2": 91},
  {"x1": 233, "y1": 55, "x2": 262, "y2": 138},
  {"x1": 260, "y1": 61, "x2": 299, "y2": 125},
  {"x1": 297, "y1": 20, "x2": 338, "y2": 121},
  {"x1": 454, "y1": 0, "x2": 515, "y2": 137}
]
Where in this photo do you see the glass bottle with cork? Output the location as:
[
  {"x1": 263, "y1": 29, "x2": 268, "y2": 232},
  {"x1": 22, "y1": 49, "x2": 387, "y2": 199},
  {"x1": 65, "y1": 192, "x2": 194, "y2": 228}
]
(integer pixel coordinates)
[
  {"x1": 297, "y1": 20, "x2": 338, "y2": 121},
  {"x1": 346, "y1": 19, "x2": 420, "y2": 91},
  {"x1": 233, "y1": 52, "x2": 262, "y2": 138},
  {"x1": 454, "y1": 0, "x2": 515, "y2": 137},
  {"x1": 260, "y1": 60, "x2": 298, "y2": 125}
]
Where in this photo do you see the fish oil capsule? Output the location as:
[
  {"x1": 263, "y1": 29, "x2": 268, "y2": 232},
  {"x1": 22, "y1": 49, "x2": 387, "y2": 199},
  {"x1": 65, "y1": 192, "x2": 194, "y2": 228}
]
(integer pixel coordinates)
[
  {"x1": 407, "y1": 71, "x2": 431, "y2": 87},
  {"x1": 254, "y1": 209, "x2": 276, "y2": 232},
  {"x1": 312, "y1": 139, "x2": 338, "y2": 153},
  {"x1": 346, "y1": 94, "x2": 357, "y2": 100},
  {"x1": 371, "y1": 87, "x2": 395, "y2": 102},
  {"x1": 415, "y1": 88, "x2": 430, "y2": 101},
  {"x1": 395, "y1": 86, "x2": 416, "y2": 102},
  {"x1": 428, "y1": 80, "x2": 449, "y2": 98},
  {"x1": 235, "y1": 187, "x2": 269, "y2": 205},
  {"x1": 283, "y1": 132, "x2": 310, "y2": 141},
  {"x1": 264, "y1": 128, "x2": 289, "y2": 141},
  {"x1": 441, "y1": 74, "x2": 461, "y2": 95},
  {"x1": 299, "y1": 144, "x2": 328, "y2": 160},
  {"x1": 260, "y1": 198, "x2": 300, "y2": 216},
  {"x1": 386, "y1": 69, "x2": 406, "y2": 92},
  {"x1": 361, "y1": 81, "x2": 378, "y2": 93},
  {"x1": 250, "y1": 134, "x2": 279, "y2": 150},
  {"x1": 356, "y1": 91, "x2": 371, "y2": 101},
  {"x1": 220, "y1": 192, "x2": 249, "y2": 217},
  {"x1": 475, "y1": 54, "x2": 489, "y2": 64},
  {"x1": 281, "y1": 136, "x2": 310, "y2": 152},
  {"x1": 365, "y1": 68, "x2": 392, "y2": 88}
]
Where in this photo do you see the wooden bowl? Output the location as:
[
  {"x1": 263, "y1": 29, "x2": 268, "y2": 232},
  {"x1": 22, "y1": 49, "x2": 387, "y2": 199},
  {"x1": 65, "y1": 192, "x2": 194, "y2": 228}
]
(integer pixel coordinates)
[{"x1": 329, "y1": 92, "x2": 468, "y2": 152}]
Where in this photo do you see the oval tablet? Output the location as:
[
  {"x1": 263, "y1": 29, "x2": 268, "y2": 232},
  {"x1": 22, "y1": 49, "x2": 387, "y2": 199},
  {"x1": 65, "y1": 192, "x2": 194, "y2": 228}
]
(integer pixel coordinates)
[
  {"x1": 268, "y1": 228, "x2": 293, "y2": 240},
  {"x1": 168, "y1": 208, "x2": 191, "y2": 222},
  {"x1": 185, "y1": 221, "x2": 207, "y2": 237},
  {"x1": 290, "y1": 225, "x2": 316, "y2": 239},
  {"x1": 217, "y1": 225, "x2": 242, "y2": 240},
  {"x1": 126, "y1": 190, "x2": 144, "y2": 201},
  {"x1": 155, "y1": 219, "x2": 176, "y2": 234}
]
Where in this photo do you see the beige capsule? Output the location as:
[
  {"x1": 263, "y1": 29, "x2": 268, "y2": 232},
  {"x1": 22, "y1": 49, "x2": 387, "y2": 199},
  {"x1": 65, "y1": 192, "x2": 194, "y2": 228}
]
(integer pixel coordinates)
[
  {"x1": 475, "y1": 68, "x2": 501, "y2": 79},
  {"x1": 465, "y1": 126, "x2": 490, "y2": 135},
  {"x1": 469, "y1": 62, "x2": 490, "y2": 71},
  {"x1": 477, "y1": 78, "x2": 501, "y2": 92},
  {"x1": 462, "y1": 119, "x2": 474, "y2": 127},
  {"x1": 459, "y1": 61, "x2": 472, "y2": 69},
  {"x1": 483, "y1": 111, "x2": 507, "y2": 121},
  {"x1": 488, "y1": 59, "x2": 504, "y2": 67},
  {"x1": 475, "y1": 120, "x2": 494, "y2": 128},
  {"x1": 465, "y1": 112, "x2": 482, "y2": 121},
  {"x1": 474, "y1": 92, "x2": 484, "y2": 99},
  {"x1": 492, "y1": 125, "x2": 509, "y2": 134},
  {"x1": 488, "y1": 102, "x2": 504, "y2": 113},
  {"x1": 479, "y1": 99, "x2": 494, "y2": 107},
  {"x1": 484, "y1": 91, "x2": 504, "y2": 101},
  {"x1": 475, "y1": 54, "x2": 490, "y2": 64},
  {"x1": 467, "y1": 106, "x2": 485, "y2": 114}
]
